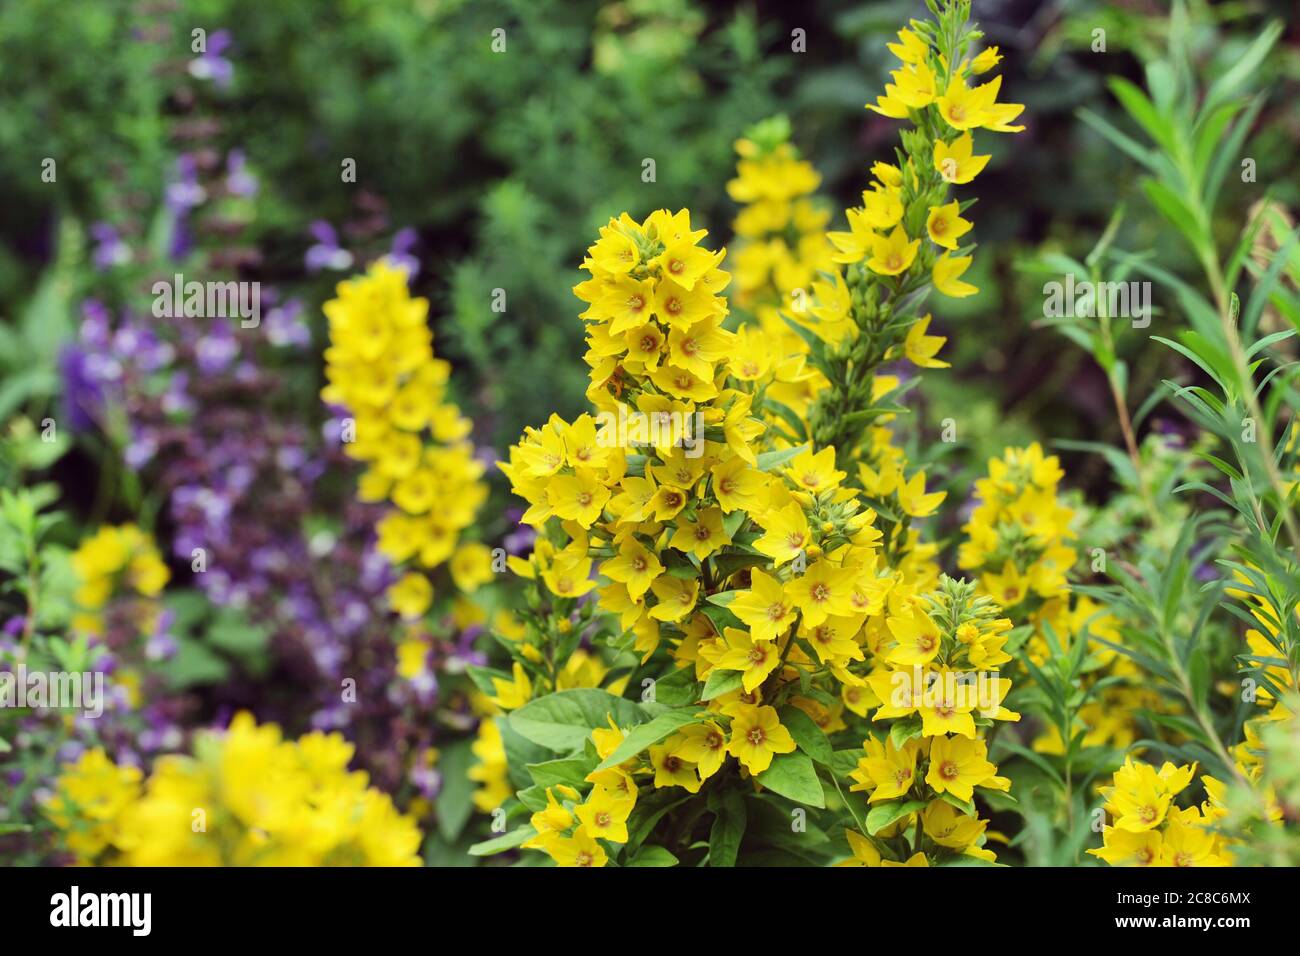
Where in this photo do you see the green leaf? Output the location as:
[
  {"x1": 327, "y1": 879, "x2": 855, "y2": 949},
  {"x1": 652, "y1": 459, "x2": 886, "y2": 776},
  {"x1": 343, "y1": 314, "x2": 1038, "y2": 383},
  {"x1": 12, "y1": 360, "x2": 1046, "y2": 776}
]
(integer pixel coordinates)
[
  {"x1": 865, "y1": 799, "x2": 926, "y2": 835},
  {"x1": 889, "y1": 715, "x2": 924, "y2": 750},
  {"x1": 708, "y1": 789, "x2": 747, "y2": 867},
  {"x1": 626, "y1": 845, "x2": 679, "y2": 867},
  {"x1": 526, "y1": 755, "x2": 597, "y2": 790},
  {"x1": 468, "y1": 825, "x2": 536, "y2": 857},
  {"x1": 755, "y1": 752, "x2": 825, "y2": 807},
  {"x1": 1108, "y1": 76, "x2": 1174, "y2": 153},
  {"x1": 465, "y1": 664, "x2": 512, "y2": 697},
  {"x1": 646, "y1": 665, "x2": 700, "y2": 707},
  {"x1": 778, "y1": 705, "x2": 834, "y2": 766},
  {"x1": 701, "y1": 669, "x2": 742, "y2": 701},
  {"x1": 1201, "y1": 20, "x2": 1282, "y2": 117},
  {"x1": 594, "y1": 708, "x2": 708, "y2": 771},
  {"x1": 508, "y1": 689, "x2": 644, "y2": 752},
  {"x1": 755, "y1": 444, "x2": 807, "y2": 473},
  {"x1": 435, "y1": 739, "x2": 476, "y2": 842},
  {"x1": 700, "y1": 603, "x2": 744, "y2": 633}
]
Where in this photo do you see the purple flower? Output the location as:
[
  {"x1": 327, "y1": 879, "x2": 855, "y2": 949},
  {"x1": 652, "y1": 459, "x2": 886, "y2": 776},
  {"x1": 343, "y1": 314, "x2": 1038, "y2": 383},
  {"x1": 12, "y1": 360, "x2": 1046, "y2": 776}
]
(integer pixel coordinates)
[
  {"x1": 224, "y1": 149, "x2": 258, "y2": 197},
  {"x1": 188, "y1": 29, "x2": 234, "y2": 88},
  {"x1": 263, "y1": 300, "x2": 310, "y2": 349},
  {"x1": 305, "y1": 221, "x2": 354, "y2": 272},
  {"x1": 195, "y1": 321, "x2": 239, "y2": 374},
  {"x1": 58, "y1": 345, "x2": 105, "y2": 432},
  {"x1": 382, "y1": 227, "x2": 420, "y2": 278},
  {"x1": 89, "y1": 223, "x2": 131, "y2": 270}
]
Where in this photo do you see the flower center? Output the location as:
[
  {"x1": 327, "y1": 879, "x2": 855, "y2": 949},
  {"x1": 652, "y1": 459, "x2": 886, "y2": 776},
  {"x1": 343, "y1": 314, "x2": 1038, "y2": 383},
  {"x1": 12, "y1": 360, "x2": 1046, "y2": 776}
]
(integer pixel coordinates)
[
  {"x1": 747, "y1": 727, "x2": 765, "y2": 745},
  {"x1": 940, "y1": 760, "x2": 959, "y2": 780}
]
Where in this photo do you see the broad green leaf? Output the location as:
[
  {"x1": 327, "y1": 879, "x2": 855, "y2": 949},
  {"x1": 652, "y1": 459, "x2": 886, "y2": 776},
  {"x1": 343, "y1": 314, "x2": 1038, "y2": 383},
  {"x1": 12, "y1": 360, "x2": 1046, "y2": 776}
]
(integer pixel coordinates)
[
  {"x1": 508, "y1": 689, "x2": 644, "y2": 752},
  {"x1": 779, "y1": 705, "x2": 834, "y2": 766},
  {"x1": 865, "y1": 799, "x2": 926, "y2": 835},
  {"x1": 755, "y1": 752, "x2": 825, "y2": 807},
  {"x1": 594, "y1": 707, "x2": 708, "y2": 771},
  {"x1": 701, "y1": 669, "x2": 742, "y2": 701},
  {"x1": 708, "y1": 789, "x2": 747, "y2": 867},
  {"x1": 626, "y1": 845, "x2": 679, "y2": 867}
]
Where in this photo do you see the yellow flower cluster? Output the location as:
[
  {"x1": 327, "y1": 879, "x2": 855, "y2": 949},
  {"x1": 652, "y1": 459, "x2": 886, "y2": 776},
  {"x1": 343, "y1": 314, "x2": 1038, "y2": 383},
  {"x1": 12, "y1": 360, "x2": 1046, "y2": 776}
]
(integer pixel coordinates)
[
  {"x1": 476, "y1": 2, "x2": 1030, "y2": 868},
  {"x1": 491, "y1": 196, "x2": 1017, "y2": 864},
  {"x1": 45, "y1": 712, "x2": 422, "y2": 866},
  {"x1": 727, "y1": 119, "x2": 836, "y2": 354},
  {"x1": 70, "y1": 524, "x2": 169, "y2": 636},
  {"x1": 321, "y1": 260, "x2": 489, "y2": 620},
  {"x1": 842, "y1": 579, "x2": 1017, "y2": 864},
  {"x1": 840, "y1": 23, "x2": 1022, "y2": 300},
  {"x1": 959, "y1": 443, "x2": 1076, "y2": 609},
  {"x1": 1089, "y1": 758, "x2": 1232, "y2": 867}
]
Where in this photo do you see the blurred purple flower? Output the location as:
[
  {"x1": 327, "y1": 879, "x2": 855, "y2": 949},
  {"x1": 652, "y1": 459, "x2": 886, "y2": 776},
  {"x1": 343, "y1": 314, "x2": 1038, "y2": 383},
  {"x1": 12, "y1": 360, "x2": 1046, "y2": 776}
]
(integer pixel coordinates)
[
  {"x1": 305, "y1": 221, "x2": 354, "y2": 272},
  {"x1": 224, "y1": 149, "x2": 258, "y2": 197},
  {"x1": 89, "y1": 223, "x2": 131, "y2": 270},
  {"x1": 188, "y1": 29, "x2": 234, "y2": 88},
  {"x1": 382, "y1": 227, "x2": 420, "y2": 278}
]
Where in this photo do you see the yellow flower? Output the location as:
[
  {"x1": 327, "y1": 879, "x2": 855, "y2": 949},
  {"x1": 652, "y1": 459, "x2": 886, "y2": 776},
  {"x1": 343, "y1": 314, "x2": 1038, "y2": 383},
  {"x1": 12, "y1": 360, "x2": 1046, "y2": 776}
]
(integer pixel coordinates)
[
  {"x1": 715, "y1": 626, "x2": 783, "y2": 692},
  {"x1": 546, "y1": 826, "x2": 609, "y2": 867},
  {"x1": 648, "y1": 575, "x2": 700, "y2": 623},
  {"x1": 926, "y1": 735, "x2": 998, "y2": 802},
  {"x1": 387, "y1": 571, "x2": 433, "y2": 620},
  {"x1": 850, "y1": 735, "x2": 919, "y2": 802},
  {"x1": 547, "y1": 469, "x2": 610, "y2": 527},
  {"x1": 885, "y1": 607, "x2": 942, "y2": 666},
  {"x1": 489, "y1": 662, "x2": 533, "y2": 711},
  {"x1": 933, "y1": 132, "x2": 989, "y2": 184},
  {"x1": 396, "y1": 636, "x2": 430, "y2": 679},
  {"x1": 669, "y1": 722, "x2": 729, "y2": 780},
  {"x1": 648, "y1": 743, "x2": 702, "y2": 793},
  {"x1": 731, "y1": 569, "x2": 795, "y2": 642},
  {"x1": 785, "y1": 446, "x2": 846, "y2": 492},
  {"x1": 574, "y1": 788, "x2": 634, "y2": 844},
  {"x1": 601, "y1": 538, "x2": 665, "y2": 600},
  {"x1": 932, "y1": 253, "x2": 978, "y2": 298},
  {"x1": 786, "y1": 560, "x2": 857, "y2": 627},
  {"x1": 669, "y1": 508, "x2": 732, "y2": 560},
  {"x1": 903, "y1": 315, "x2": 949, "y2": 368},
  {"x1": 866, "y1": 225, "x2": 920, "y2": 276},
  {"x1": 925, "y1": 201, "x2": 972, "y2": 250},
  {"x1": 711, "y1": 456, "x2": 766, "y2": 514},
  {"x1": 971, "y1": 46, "x2": 1002, "y2": 74},
  {"x1": 725, "y1": 703, "x2": 796, "y2": 774},
  {"x1": 753, "y1": 503, "x2": 811, "y2": 566},
  {"x1": 886, "y1": 27, "x2": 929, "y2": 64}
]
